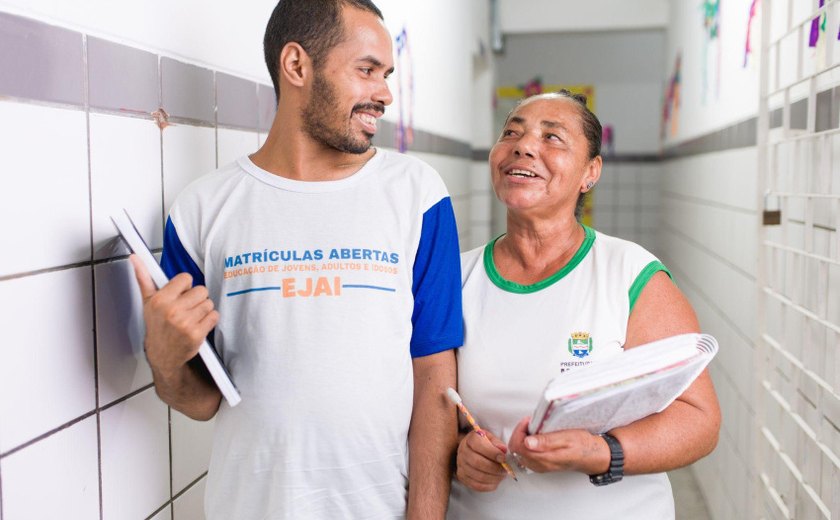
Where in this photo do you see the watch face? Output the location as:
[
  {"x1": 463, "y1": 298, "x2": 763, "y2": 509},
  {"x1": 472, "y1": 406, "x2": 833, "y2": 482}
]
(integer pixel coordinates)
[{"x1": 589, "y1": 471, "x2": 623, "y2": 486}]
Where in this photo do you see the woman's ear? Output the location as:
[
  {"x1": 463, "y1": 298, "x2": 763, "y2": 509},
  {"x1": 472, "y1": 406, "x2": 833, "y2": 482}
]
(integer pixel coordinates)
[
  {"x1": 278, "y1": 42, "x2": 311, "y2": 88},
  {"x1": 581, "y1": 156, "x2": 603, "y2": 192}
]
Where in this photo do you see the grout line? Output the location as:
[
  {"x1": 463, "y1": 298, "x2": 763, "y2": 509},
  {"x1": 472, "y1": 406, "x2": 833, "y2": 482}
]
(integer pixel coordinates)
[
  {"x1": 0, "y1": 411, "x2": 98, "y2": 459},
  {"x1": 168, "y1": 407, "x2": 173, "y2": 520},
  {"x1": 88, "y1": 106, "x2": 155, "y2": 121},
  {"x1": 0, "y1": 261, "x2": 98, "y2": 282},
  {"x1": 98, "y1": 383, "x2": 156, "y2": 414},
  {"x1": 144, "y1": 470, "x2": 209, "y2": 520},
  {"x1": 217, "y1": 121, "x2": 264, "y2": 133},
  {"x1": 82, "y1": 32, "x2": 106, "y2": 520},
  {"x1": 658, "y1": 246, "x2": 756, "y2": 351},
  {"x1": 159, "y1": 53, "x2": 167, "y2": 259},
  {"x1": 0, "y1": 251, "x2": 164, "y2": 282},
  {"x1": 661, "y1": 190, "x2": 756, "y2": 215},
  {"x1": 173, "y1": 471, "x2": 208, "y2": 502},
  {"x1": 144, "y1": 500, "x2": 170, "y2": 520},
  {"x1": 661, "y1": 222, "x2": 757, "y2": 282},
  {"x1": 214, "y1": 72, "x2": 219, "y2": 170},
  {"x1": 165, "y1": 115, "x2": 216, "y2": 129},
  {"x1": 0, "y1": 94, "x2": 87, "y2": 113}
]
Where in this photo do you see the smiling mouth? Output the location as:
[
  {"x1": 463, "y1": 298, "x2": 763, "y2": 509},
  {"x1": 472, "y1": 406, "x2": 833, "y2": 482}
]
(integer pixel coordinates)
[
  {"x1": 355, "y1": 112, "x2": 379, "y2": 134},
  {"x1": 506, "y1": 168, "x2": 539, "y2": 178}
]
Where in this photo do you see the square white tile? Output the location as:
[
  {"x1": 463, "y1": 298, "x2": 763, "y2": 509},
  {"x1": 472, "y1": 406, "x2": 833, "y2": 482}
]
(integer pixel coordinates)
[
  {"x1": 100, "y1": 389, "x2": 170, "y2": 520},
  {"x1": 163, "y1": 125, "x2": 217, "y2": 216},
  {"x1": 95, "y1": 259, "x2": 153, "y2": 407},
  {"x1": 149, "y1": 505, "x2": 172, "y2": 520},
  {"x1": 217, "y1": 128, "x2": 259, "y2": 168},
  {"x1": 1, "y1": 416, "x2": 99, "y2": 520},
  {"x1": 0, "y1": 268, "x2": 96, "y2": 453},
  {"x1": 173, "y1": 476, "x2": 206, "y2": 520},
  {"x1": 0, "y1": 102, "x2": 90, "y2": 276},
  {"x1": 90, "y1": 113, "x2": 163, "y2": 259},
  {"x1": 171, "y1": 410, "x2": 214, "y2": 494}
]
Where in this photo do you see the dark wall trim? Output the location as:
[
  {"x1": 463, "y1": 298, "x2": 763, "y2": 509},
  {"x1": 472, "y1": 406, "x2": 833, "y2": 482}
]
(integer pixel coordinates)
[
  {"x1": 662, "y1": 117, "x2": 757, "y2": 159},
  {"x1": 372, "y1": 121, "x2": 473, "y2": 159}
]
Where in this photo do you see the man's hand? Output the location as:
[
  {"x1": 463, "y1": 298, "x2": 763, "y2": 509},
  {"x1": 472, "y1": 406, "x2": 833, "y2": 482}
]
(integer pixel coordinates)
[
  {"x1": 454, "y1": 428, "x2": 509, "y2": 492},
  {"x1": 130, "y1": 255, "x2": 218, "y2": 373},
  {"x1": 129, "y1": 255, "x2": 222, "y2": 420}
]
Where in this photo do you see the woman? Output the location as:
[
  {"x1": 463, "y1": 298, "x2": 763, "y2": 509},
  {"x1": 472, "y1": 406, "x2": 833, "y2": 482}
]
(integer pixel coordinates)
[{"x1": 448, "y1": 91, "x2": 720, "y2": 519}]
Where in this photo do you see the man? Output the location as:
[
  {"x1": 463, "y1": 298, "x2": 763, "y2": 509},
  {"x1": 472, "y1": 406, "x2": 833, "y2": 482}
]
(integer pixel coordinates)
[{"x1": 130, "y1": 0, "x2": 463, "y2": 517}]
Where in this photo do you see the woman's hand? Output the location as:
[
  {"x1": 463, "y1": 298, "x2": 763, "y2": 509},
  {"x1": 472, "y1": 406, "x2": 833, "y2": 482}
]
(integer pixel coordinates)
[
  {"x1": 455, "y1": 429, "x2": 511, "y2": 492},
  {"x1": 507, "y1": 418, "x2": 610, "y2": 475}
]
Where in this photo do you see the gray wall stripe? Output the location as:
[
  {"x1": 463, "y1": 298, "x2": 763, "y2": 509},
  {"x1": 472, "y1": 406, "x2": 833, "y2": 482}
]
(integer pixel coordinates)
[
  {"x1": 217, "y1": 72, "x2": 258, "y2": 129},
  {"x1": 11, "y1": 13, "x2": 839, "y2": 162},
  {"x1": 372, "y1": 120, "x2": 472, "y2": 159},
  {"x1": 663, "y1": 117, "x2": 757, "y2": 159},
  {"x1": 0, "y1": 12, "x2": 84, "y2": 106},
  {"x1": 87, "y1": 37, "x2": 159, "y2": 114},
  {"x1": 258, "y1": 85, "x2": 276, "y2": 131},
  {"x1": 160, "y1": 57, "x2": 215, "y2": 124}
]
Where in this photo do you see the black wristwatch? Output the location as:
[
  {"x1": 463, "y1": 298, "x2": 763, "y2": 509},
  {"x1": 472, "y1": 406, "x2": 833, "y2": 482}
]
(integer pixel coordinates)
[{"x1": 589, "y1": 433, "x2": 624, "y2": 486}]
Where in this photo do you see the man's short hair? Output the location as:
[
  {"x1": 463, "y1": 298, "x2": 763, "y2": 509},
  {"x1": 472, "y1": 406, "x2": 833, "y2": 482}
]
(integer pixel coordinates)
[{"x1": 263, "y1": 0, "x2": 384, "y2": 101}]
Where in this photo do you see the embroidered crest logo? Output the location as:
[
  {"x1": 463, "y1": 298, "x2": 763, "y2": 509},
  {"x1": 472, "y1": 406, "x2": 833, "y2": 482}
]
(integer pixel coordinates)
[{"x1": 568, "y1": 331, "x2": 593, "y2": 359}]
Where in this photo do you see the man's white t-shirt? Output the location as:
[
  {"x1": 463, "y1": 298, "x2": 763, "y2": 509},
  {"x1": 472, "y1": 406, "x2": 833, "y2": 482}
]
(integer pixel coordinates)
[{"x1": 162, "y1": 150, "x2": 463, "y2": 519}]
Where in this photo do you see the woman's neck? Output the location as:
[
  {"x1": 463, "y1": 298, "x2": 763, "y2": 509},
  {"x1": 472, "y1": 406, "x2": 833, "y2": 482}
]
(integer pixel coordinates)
[{"x1": 494, "y1": 214, "x2": 585, "y2": 285}]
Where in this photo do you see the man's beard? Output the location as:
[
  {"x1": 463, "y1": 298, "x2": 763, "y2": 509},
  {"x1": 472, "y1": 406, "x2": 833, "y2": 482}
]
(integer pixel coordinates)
[{"x1": 301, "y1": 71, "x2": 383, "y2": 154}]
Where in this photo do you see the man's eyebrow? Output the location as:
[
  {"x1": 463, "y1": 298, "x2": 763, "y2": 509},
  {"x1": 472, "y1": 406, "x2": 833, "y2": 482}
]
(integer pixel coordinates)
[
  {"x1": 358, "y1": 55, "x2": 395, "y2": 75},
  {"x1": 508, "y1": 116, "x2": 525, "y2": 125}
]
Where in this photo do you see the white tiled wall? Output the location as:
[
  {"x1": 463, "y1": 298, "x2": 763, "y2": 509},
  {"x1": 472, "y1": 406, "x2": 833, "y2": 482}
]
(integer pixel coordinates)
[
  {"x1": 94, "y1": 259, "x2": 152, "y2": 407},
  {"x1": 90, "y1": 113, "x2": 163, "y2": 258},
  {"x1": 0, "y1": 102, "x2": 90, "y2": 276},
  {"x1": 100, "y1": 390, "x2": 170, "y2": 520},
  {"x1": 1, "y1": 417, "x2": 100, "y2": 520},
  {"x1": 0, "y1": 268, "x2": 96, "y2": 453},
  {"x1": 217, "y1": 128, "x2": 260, "y2": 169},
  {"x1": 659, "y1": 147, "x2": 760, "y2": 520},
  {"x1": 591, "y1": 161, "x2": 662, "y2": 255},
  {"x1": 163, "y1": 125, "x2": 218, "y2": 216}
]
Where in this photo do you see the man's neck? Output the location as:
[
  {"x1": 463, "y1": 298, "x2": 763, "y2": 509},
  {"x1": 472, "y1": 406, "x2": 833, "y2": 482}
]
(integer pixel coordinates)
[{"x1": 250, "y1": 110, "x2": 374, "y2": 182}]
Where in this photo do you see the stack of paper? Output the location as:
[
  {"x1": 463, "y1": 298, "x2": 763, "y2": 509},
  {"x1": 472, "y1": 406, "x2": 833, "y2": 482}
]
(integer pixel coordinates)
[
  {"x1": 111, "y1": 209, "x2": 242, "y2": 407},
  {"x1": 529, "y1": 333, "x2": 717, "y2": 435}
]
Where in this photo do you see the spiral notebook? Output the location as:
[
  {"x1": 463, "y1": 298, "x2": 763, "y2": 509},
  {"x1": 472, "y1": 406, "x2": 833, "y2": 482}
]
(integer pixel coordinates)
[
  {"x1": 529, "y1": 333, "x2": 717, "y2": 435},
  {"x1": 110, "y1": 209, "x2": 242, "y2": 407}
]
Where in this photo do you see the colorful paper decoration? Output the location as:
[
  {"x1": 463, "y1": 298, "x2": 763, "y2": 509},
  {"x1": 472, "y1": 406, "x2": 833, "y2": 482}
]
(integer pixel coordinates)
[
  {"x1": 744, "y1": 0, "x2": 760, "y2": 67},
  {"x1": 809, "y1": 0, "x2": 826, "y2": 47},
  {"x1": 662, "y1": 53, "x2": 682, "y2": 138},
  {"x1": 394, "y1": 27, "x2": 414, "y2": 153},
  {"x1": 702, "y1": 0, "x2": 721, "y2": 102},
  {"x1": 496, "y1": 83, "x2": 596, "y2": 111}
]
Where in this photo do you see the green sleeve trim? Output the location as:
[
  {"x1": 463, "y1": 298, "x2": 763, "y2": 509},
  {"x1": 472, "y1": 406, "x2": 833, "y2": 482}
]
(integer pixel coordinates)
[
  {"x1": 628, "y1": 260, "x2": 672, "y2": 312},
  {"x1": 483, "y1": 225, "x2": 596, "y2": 294}
]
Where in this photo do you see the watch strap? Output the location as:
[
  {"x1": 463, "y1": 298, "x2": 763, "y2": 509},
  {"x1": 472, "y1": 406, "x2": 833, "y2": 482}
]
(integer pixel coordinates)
[{"x1": 589, "y1": 433, "x2": 624, "y2": 486}]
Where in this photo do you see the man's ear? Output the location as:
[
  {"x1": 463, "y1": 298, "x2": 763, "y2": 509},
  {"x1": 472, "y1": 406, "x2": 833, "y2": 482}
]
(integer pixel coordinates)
[{"x1": 279, "y1": 42, "x2": 311, "y2": 88}]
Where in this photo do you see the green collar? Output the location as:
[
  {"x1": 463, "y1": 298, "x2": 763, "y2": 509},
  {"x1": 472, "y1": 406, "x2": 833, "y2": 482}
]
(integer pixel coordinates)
[{"x1": 483, "y1": 225, "x2": 596, "y2": 294}]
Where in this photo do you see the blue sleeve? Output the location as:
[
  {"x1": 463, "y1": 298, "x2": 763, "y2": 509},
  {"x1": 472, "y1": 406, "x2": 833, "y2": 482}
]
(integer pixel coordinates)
[
  {"x1": 160, "y1": 217, "x2": 205, "y2": 287},
  {"x1": 410, "y1": 197, "x2": 464, "y2": 357}
]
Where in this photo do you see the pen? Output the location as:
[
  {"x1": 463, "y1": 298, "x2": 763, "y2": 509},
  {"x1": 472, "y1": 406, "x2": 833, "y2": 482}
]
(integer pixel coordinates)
[{"x1": 446, "y1": 387, "x2": 518, "y2": 482}]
